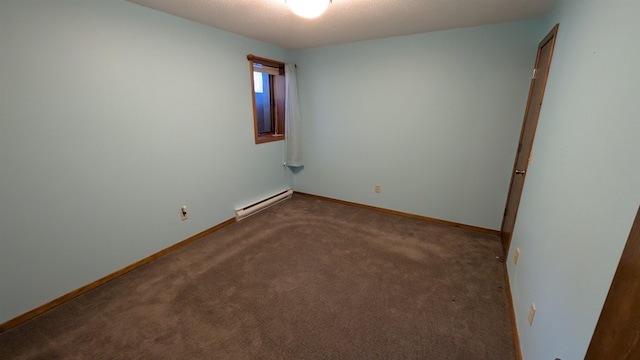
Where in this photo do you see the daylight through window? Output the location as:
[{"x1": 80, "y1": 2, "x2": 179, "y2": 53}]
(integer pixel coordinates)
[{"x1": 247, "y1": 54, "x2": 285, "y2": 144}]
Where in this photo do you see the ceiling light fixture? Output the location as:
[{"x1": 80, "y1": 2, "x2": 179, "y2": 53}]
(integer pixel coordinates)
[{"x1": 286, "y1": 0, "x2": 331, "y2": 19}]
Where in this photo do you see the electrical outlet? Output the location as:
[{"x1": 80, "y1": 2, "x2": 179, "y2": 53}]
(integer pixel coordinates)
[
  {"x1": 375, "y1": 184, "x2": 381, "y2": 193},
  {"x1": 514, "y1": 248, "x2": 520, "y2": 265},
  {"x1": 180, "y1": 205, "x2": 188, "y2": 221},
  {"x1": 528, "y1": 303, "x2": 536, "y2": 326}
]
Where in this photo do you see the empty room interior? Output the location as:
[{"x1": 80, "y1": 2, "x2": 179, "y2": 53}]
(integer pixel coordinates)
[{"x1": 1, "y1": 0, "x2": 639, "y2": 359}]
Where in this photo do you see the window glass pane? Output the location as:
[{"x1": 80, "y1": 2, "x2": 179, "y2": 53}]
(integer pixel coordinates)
[
  {"x1": 253, "y1": 71, "x2": 263, "y2": 93},
  {"x1": 254, "y1": 73, "x2": 273, "y2": 134}
]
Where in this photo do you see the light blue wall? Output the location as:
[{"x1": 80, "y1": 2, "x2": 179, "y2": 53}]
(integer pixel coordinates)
[
  {"x1": 0, "y1": 0, "x2": 291, "y2": 323},
  {"x1": 291, "y1": 20, "x2": 544, "y2": 230},
  {"x1": 507, "y1": 1, "x2": 640, "y2": 359}
]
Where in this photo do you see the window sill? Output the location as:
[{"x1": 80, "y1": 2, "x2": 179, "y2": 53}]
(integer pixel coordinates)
[{"x1": 255, "y1": 134, "x2": 284, "y2": 144}]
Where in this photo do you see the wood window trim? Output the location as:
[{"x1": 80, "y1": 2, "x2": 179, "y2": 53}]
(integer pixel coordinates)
[{"x1": 248, "y1": 54, "x2": 286, "y2": 144}]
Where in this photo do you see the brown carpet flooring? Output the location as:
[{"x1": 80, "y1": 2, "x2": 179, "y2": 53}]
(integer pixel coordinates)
[{"x1": 0, "y1": 194, "x2": 516, "y2": 359}]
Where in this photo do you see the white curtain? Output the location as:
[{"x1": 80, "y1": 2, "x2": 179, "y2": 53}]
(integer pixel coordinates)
[{"x1": 285, "y1": 64, "x2": 303, "y2": 167}]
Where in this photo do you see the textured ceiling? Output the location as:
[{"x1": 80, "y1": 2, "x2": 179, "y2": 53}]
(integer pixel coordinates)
[{"x1": 127, "y1": 0, "x2": 557, "y2": 50}]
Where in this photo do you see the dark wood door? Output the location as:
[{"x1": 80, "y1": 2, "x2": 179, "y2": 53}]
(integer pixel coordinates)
[
  {"x1": 500, "y1": 24, "x2": 559, "y2": 255},
  {"x1": 585, "y1": 205, "x2": 640, "y2": 359}
]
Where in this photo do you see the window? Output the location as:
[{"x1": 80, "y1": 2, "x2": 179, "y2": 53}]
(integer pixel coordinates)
[{"x1": 247, "y1": 54, "x2": 286, "y2": 144}]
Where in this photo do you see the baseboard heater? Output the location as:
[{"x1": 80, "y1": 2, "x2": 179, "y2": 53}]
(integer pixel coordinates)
[{"x1": 234, "y1": 188, "x2": 293, "y2": 221}]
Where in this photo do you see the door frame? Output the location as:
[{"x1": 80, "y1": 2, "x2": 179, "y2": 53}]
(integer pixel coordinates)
[
  {"x1": 585, "y1": 205, "x2": 640, "y2": 359},
  {"x1": 500, "y1": 24, "x2": 559, "y2": 256}
]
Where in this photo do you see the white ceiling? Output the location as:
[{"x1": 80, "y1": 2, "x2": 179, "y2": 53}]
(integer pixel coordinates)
[{"x1": 127, "y1": 0, "x2": 557, "y2": 50}]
